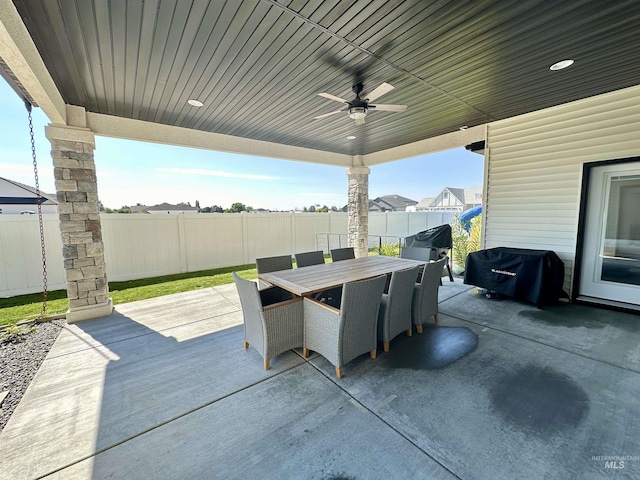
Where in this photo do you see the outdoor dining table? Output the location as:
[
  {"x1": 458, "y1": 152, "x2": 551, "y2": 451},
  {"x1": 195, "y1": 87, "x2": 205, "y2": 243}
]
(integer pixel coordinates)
[{"x1": 258, "y1": 255, "x2": 426, "y2": 297}]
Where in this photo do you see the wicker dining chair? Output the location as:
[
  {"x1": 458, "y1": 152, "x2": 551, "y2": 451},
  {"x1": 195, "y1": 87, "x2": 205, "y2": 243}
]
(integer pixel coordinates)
[
  {"x1": 233, "y1": 272, "x2": 303, "y2": 370},
  {"x1": 400, "y1": 246, "x2": 429, "y2": 282},
  {"x1": 302, "y1": 274, "x2": 387, "y2": 378},
  {"x1": 377, "y1": 265, "x2": 420, "y2": 352},
  {"x1": 330, "y1": 247, "x2": 355, "y2": 262},
  {"x1": 401, "y1": 246, "x2": 451, "y2": 285},
  {"x1": 294, "y1": 250, "x2": 341, "y2": 303},
  {"x1": 294, "y1": 250, "x2": 325, "y2": 268},
  {"x1": 412, "y1": 257, "x2": 447, "y2": 333},
  {"x1": 400, "y1": 246, "x2": 430, "y2": 261},
  {"x1": 255, "y1": 254, "x2": 294, "y2": 303}
]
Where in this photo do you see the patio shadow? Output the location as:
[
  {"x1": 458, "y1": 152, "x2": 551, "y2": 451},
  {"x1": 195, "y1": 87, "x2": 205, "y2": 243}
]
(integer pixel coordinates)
[{"x1": 384, "y1": 325, "x2": 478, "y2": 370}]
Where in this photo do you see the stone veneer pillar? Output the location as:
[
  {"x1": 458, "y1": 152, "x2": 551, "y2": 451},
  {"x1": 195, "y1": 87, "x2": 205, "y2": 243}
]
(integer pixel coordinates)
[
  {"x1": 45, "y1": 124, "x2": 113, "y2": 323},
  {"x1": 346, "y1": 166, "x2": 370, "y2": 258}
]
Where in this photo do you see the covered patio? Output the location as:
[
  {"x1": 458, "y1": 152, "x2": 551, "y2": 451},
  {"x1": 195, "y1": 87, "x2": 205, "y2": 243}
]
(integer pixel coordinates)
[
  {"x1": 1, "y1": 2, "x2": 640, "y2": 478},
  {"x1": 1, "y1": 280, "x2": 638, "y2": 479}
]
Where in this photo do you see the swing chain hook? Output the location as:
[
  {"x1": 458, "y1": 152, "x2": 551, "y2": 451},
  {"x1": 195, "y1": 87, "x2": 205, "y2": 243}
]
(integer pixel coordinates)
[{"x1": 26, "y1": 102, "x2": 48, "y2": 319}]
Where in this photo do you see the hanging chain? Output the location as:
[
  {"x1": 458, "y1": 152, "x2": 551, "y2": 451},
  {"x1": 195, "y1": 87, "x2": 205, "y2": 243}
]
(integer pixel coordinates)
[{"x1": 26, "y1": 102, "x2": 48, "y2": 319}]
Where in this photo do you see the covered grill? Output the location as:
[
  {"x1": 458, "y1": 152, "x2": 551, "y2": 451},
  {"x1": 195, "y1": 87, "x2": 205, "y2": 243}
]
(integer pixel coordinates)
[
  {"x1": 405, "y1": 224, "x2": 453, "y2": 250},
  {"x1": 404, "y1": 224, "x2": 454, "y2": 282}
]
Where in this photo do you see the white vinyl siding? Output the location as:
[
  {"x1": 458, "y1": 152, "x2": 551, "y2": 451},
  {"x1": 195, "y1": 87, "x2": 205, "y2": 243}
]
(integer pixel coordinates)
[{"x1": 485, "y1": 84, "x2": 640, "y2": 297}]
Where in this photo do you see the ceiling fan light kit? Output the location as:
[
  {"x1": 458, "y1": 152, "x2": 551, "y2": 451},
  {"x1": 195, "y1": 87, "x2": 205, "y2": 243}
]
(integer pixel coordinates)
[
  {"x1": 315, "y1": 82, "x2": 407, "y2": 125},
  {"x1": 349, "y1": 106, "x2": 367, "y2": 124}
]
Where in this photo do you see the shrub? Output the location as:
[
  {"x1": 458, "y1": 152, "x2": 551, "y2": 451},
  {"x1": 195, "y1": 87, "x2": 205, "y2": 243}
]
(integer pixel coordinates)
[
  {"x1": 451, "y1": 214, "x2": 482, "y2": 273},
  {"x1": 374, "y1": 241, "x2": 400, "y2": 257}
]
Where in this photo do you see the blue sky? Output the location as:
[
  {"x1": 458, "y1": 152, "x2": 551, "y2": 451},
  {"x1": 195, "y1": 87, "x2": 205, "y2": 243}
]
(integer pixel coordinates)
[{"x1": 0, "y1": 77, "x2": 484, "y2": 210}]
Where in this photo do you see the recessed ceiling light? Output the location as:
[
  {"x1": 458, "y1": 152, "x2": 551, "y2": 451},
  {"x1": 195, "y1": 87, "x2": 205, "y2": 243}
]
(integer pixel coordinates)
[
  {"x1": 550, "y1": 59, "x2": 574, "y2": 71},
  {"x1": 187, "y1": 99, "x2": 204, "y2": 107},
  {"x1": 347, "y1": 135, "x2": 356, "y2": 140}
]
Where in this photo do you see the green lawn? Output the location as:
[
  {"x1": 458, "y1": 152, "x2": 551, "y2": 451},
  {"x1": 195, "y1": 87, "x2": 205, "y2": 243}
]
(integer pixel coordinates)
[{"x1": 0, "y1": 264, "x2": 257, "y2": 328}]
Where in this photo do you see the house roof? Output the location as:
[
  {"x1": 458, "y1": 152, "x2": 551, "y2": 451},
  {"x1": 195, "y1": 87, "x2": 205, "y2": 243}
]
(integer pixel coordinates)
[
  {"x1": 368, "y1": 200, "x2": 386, "y2": 212},
  {"x1": 370, "y1": 195, "x2": 416, "y2": 211},
  {"x1": 441, "y1": 187, "x2": 482, "y2": 205},
  {"x1": 372, "y1": 195, "x2": 417, "y2": 210},
  {"x1": 446, "y1": 188, "x2": 466, "y2": 205},
  {"x1": 130, "y1": 205, "x2": 149, "y2": 214},
  {"x1": 0, "y1": 177, "x2": 58, "y2": 205},
  {"x1": 3, "y1": 1, "x2": 640, "y2": 166},
  {"x1": 415, "y1": 197, "x2": 435, "y2": 210},
  {"x1": 145, "y1": 202, "x2": 199, "y2": 212}
]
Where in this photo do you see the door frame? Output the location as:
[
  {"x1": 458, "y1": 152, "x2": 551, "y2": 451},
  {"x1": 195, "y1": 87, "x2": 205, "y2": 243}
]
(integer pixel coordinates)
[{"x1": 573, "y1": 156, "x2": 640, "y2": 306}]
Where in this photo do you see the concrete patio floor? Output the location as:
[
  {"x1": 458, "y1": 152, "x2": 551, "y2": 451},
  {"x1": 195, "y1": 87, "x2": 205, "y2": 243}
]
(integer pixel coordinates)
[{"x1": 1, "y1": 279, "x2": 639, "y2": 479}]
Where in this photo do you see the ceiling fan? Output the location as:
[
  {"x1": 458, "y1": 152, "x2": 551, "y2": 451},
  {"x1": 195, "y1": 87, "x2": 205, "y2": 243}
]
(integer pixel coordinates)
[{"x1": 314, "y1": 82, "x2": 407, "y2": 125}]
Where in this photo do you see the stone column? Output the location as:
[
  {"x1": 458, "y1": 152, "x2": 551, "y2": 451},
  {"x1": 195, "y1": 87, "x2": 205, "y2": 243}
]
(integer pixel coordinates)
[
  {"x1": 346, "y1": 166, "x2": 370, "y2": 258},
  {"x1": 45, "y1": 124, "x2": 113, "y2": 323}
]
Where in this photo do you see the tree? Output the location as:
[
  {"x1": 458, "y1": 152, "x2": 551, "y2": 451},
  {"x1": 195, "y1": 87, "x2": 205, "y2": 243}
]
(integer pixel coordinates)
[
  {"x1": 201, "y1": 205, "x2": 224, "y2": 213},
  {"x1": 226, "y1": 202, "x2": 253, "y2": 213},
  {"x1": 101, "y1": 206, "x2": 131, "y2": 214}
]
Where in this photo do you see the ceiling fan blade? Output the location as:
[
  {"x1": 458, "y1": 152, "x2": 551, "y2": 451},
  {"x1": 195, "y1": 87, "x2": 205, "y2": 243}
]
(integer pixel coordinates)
[
  {"x1": 318, "y1": 92, "x2": 348, "y2": 103},
  {"x1": 366, "y1": 82, "x2": 394, "y2": 102},
  {"x1": 314, "y1": 110, "x2": 343, "y2": 120},
  {"x1": 370, "y1": 104, "x2": 407, "y2": 112}
]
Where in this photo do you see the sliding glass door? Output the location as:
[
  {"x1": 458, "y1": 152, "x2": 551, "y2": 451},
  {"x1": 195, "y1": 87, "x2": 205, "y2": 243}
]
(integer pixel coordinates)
[{"x1": 580, "y1": 162, "x2": 640, "y2": 305}]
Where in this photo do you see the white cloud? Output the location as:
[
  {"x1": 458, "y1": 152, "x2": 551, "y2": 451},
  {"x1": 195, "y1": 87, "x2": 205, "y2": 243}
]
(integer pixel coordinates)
[{"x1": 155, "y1": 167, "x2": 273, "y2": 180}]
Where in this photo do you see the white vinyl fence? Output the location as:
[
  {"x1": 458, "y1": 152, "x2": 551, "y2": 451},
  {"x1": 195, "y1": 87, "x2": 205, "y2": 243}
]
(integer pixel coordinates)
[{"x1": 0, "y1": 211, "x2": 453, "y2": 297}]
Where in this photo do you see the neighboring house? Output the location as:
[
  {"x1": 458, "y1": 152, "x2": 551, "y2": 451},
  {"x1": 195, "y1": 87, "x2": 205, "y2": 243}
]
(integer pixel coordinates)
[
  {"x1": 130, "y1": 205, "x2": 149, "y2": 214},
  {"x1": 131, "y1": 203, "x2": 199, "y2": 214},
  {"x1": 414, "y1": 197, "x2": 435, "y2": 212},
  {"x1": 0, "y1": 177, "x2": 58, "y2": 215},
  {"x1": 369, "y1": 195, "x2": 418, "y2": 212},
  {"x1": 417, "y1": 187, "x2": 482, "y2": 213}
]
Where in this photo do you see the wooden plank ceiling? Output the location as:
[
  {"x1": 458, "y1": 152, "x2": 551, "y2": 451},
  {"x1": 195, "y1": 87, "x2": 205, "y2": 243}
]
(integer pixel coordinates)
[{"x1": 10, "y1": 0, "x2": 640, "y2": 156}]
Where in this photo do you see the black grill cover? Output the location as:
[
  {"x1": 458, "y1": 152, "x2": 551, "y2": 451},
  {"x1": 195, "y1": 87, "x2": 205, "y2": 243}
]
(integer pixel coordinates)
[
  {"x1": 464, "y1": 247, "x2": 566, "y2": 307},
  {"x1": 406, "y1": 224, "x2": 453, "y2": 249}
]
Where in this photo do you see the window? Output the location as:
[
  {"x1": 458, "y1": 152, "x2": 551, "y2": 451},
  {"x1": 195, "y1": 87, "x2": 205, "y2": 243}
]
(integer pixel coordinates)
[{"x1": 475, "y1": 193, "x2": 482, "y2": 199}]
